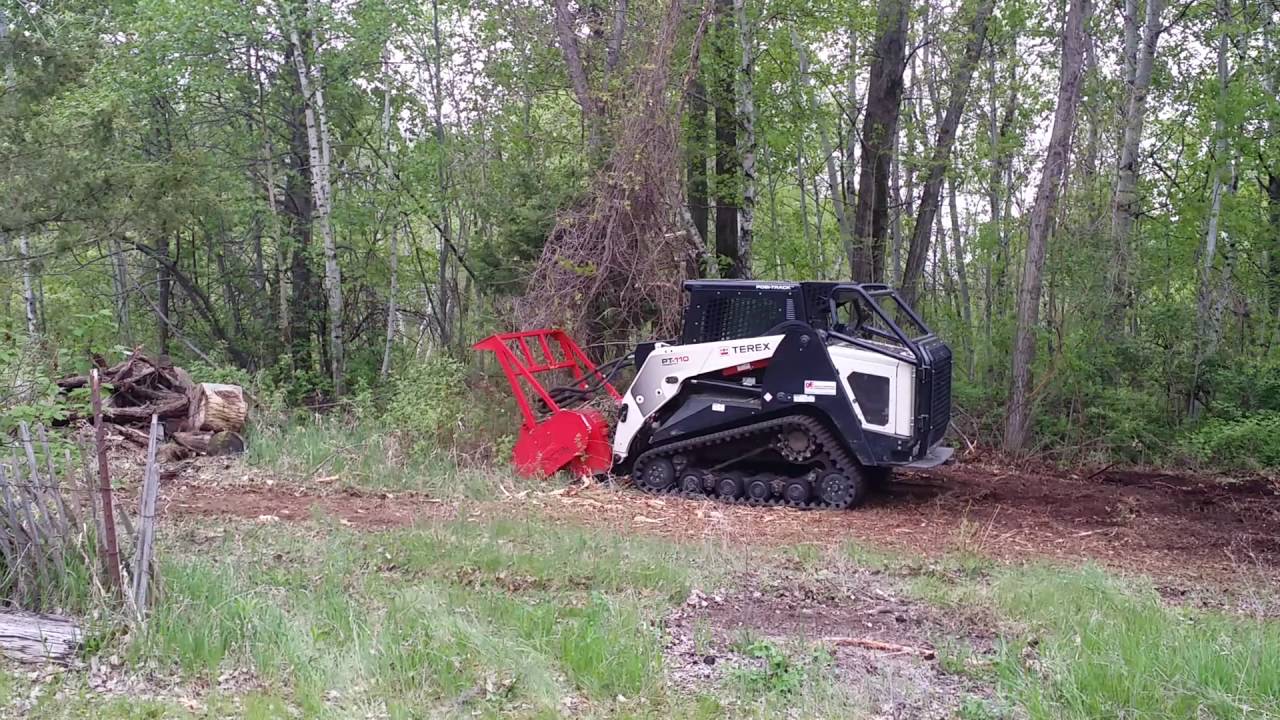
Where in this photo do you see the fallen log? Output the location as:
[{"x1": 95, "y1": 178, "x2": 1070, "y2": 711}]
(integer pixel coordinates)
[
  {"x1": 0, "y1": 611, "x2": 82, "y2": 664},
  {"x1": 104, "y1": 394, "x2": 189, "y2": 423},
  {"x1": 824, "y1": 637, "x2": 936, "y2": 660},
  {"x1": 108, "y1": 423, "x2": 151, "y2": 448},
  {"x1": 187, "y1": 383, "x2": 248, "y2": 433},
  {"x1": 173, "y1": 430, "x2": 246, "y2": 456}
]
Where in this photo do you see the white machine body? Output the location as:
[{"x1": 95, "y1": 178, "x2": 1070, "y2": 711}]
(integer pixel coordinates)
[{"x1": 611, "y1": 335, "x2": 916, "y2": 462}]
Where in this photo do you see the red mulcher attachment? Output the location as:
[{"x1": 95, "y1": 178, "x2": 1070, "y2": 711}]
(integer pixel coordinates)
[{"x1": 473, "y1": 329, "x2": 620, "y2": 478}]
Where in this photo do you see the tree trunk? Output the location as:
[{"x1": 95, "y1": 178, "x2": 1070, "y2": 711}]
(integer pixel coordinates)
[
  {"x1": 797, "y1": 145, "x2": 812, "y2": 266},
  {"x1": 734, "y1": 0, "x2": 755, "y2": 278},
  {"x1": 890, "y1": 90, "x2": 906, "y2": 287},
  {"x1": 109, "y1": 236, "x2": 133, "y2": 346},
  {"x1": 2, "y1": 13, "x2": 20, "y2": 334},
  {"x1": 1003, "y1": 0, "x2": 1091, "y2": 452},
  {"x1": 1268, "y1": 172, "x2": 1280, "y2": 348},
  {"x1": 850, "y1": 0, "x2": 909, "y2": 283},
  {"x1": 842, "y1": 29, "x2": 860, "y2": 237},
  {"x1": 380, "y1": 77, "x2": 399, "y2": 381},
  {"x1": 606, "y1": 0, "x2": 628, "y2": 76},
  {"x1": 1107, "y1": 0, "x2": 1164, "y2": 329},
  {"x1": 187, "y1": 383, "x2": 249, "y2": 433},
  {"x1": 553, "y1": 0, "x2": 604, "y2": 159},
  {"x1": 288, "y1": 11, "x2": 344, "y2": 395},
  {"x1": 281, "y1": 39, "x2": 316, "y2": 367},
  {"x1": 948, "y1": 176, "x2": 976, "y2": 379},
  {"x1": 900, "y1": 0, "x2": 995, "y2": 306},
  {"x1": 431, "y1": 0, "x2": 454, "y2": 348},
  {"x1": 153, "y1": 232, "x2": 171, "y2": 354},
  {"x1": 713, "y1": 0, "x2": 741, "y2": 277},
  {"x1": 687, "y1": 72, "x2": 710, "y2": 247},
  {"x1": 1191, "y1": 2, "x2": 1233, "y2": 417},
  {"x1": 18, "y1": 234, "x2": 37, "y2": 339}
]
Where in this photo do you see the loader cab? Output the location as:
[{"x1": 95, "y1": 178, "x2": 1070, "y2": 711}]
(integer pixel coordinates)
[
  {"x1": 676, "y1": 279, "x2": 952, "y2": 454},
  {"x1": 678, "y1": 279, "x2": 925, "y2": 347}
]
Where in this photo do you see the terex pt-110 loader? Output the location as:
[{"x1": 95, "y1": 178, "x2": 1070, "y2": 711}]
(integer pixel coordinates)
[{"x1": 476, "y1": 281, "x2": 952, "y2": 509}]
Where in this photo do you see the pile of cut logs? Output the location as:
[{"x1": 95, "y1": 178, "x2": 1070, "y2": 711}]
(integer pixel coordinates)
[{"x1": 56, "y1": 352, "x2": 248, "y2": 460}]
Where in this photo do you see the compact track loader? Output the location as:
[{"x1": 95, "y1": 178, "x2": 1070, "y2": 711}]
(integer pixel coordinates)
[{"x1": 476, "y1": 280, "x2": 952, "y2": 508}]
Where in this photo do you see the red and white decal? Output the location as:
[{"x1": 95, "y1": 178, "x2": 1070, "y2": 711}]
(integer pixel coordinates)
[
  {"x1": 803, "y1": 379, "x2": 837, "y2": 396},
  {"x1": 723, "y1": 359, "x2": 769, "y2": 377}
]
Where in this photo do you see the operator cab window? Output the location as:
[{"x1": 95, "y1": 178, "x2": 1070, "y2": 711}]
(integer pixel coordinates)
[{"x1": 832, "y1": 294, "x2": 927, "y2": 357}]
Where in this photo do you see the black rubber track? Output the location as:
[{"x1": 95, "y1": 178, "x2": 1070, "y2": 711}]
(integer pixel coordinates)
[{"x1": 629, "y1": 414, "x2": 870, "y2": 509}]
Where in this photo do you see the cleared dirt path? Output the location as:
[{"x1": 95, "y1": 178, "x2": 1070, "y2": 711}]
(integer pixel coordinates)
[{"x1": 159, "y1": 459, "x2": 1280, "y2": 585}]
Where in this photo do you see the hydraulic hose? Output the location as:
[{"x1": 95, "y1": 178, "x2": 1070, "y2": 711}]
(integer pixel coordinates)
[{"x1": 543, "y1": 352, "x2": 634, "y2": 410}]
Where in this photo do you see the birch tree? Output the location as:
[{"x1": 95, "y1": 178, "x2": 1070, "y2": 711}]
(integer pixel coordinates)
[
  {"x1": 287, "y1": 5, "x2": 344, "y2": 394},
  {"x1": 1107, "y1": 0, "x2": 1165, "y2": 329},
  {"x1": 379, "y1": 66, "x2": 399, "y2": 381},
  {"x1": 1190, "y1": 0, "x2": 1234, "y2": 417},
  {"x1": 1, "y1": 7, "x2": 35, "y2": 340}
]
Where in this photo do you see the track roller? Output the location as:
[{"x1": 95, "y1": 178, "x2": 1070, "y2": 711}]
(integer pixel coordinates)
[
  {"x1": 746, "y1": 475, "x2": 773, "y2": 502},
  {"x1": 716, "y1": 473, "x2": 745, "y2": 499},
  {"x1": 638, "y1": 458, "x2": 676, "y2": 492},
  {"x1": 783, "y1": 477, "x2": 812, "y2": 504},
  {"x1": 679, "y1": 470, "x2": 706, "y2": 494}
]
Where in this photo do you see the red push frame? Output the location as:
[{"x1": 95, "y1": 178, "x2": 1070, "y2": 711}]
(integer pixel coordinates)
[
  {"x1": 473, "y1": 329, "x2": 621, "y2": 428},
  {"x1": 473, "y1": 329, "x2": 620, "y2": 477}
]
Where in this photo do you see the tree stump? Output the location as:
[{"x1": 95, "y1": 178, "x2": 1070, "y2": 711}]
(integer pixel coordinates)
[{"x1": 187, "y1": 383, "x2": 248, "y2": 433}]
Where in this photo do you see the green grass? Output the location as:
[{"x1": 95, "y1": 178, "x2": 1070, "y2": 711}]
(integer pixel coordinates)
[
  {"x1": 923, "y1": 564, "x2": 1280, "y2": 719},
  {"x1": 244, "y1": 415, "x2": 519, "y2": 497},
  {"x1": 10, "y1": 461, "x2": 1277, "y2": 720},
  {"x1": 118, "y1": 516, "x2": 729, "y2": 719}
]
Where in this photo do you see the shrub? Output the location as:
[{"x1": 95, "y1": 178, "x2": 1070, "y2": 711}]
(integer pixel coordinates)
[
  {"x1": 384, "y1": 355, "x2": 471, "y2": 444},
  {"x1": 1183, "y1": 411, "x2": 1280, "y2": 469}
]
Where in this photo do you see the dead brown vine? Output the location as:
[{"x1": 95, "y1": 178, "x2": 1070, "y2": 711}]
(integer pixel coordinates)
[{"x1": 519, "y1": 0, "x2": 715, "y2": 348}]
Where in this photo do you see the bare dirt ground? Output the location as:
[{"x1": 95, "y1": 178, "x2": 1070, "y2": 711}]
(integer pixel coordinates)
[
  {"x1": 157, "y1": 456, "x2": 1280, "y2": 588},
  {"x1": 663, "y1": 565, "x2": 1002, "y2": 718}
]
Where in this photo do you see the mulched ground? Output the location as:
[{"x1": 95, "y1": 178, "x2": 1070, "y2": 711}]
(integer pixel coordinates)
[{"x1": 156, "y1": 457, "x2": 1280, "y2": 586}]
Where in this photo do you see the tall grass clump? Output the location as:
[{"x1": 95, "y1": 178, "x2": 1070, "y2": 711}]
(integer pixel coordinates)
[
  {"x1": 984, "y1": 566, "x2": 1280, "y2": 719},
  {"x1": 246, "y1": 355, "x2": 522, "y2": 493}
]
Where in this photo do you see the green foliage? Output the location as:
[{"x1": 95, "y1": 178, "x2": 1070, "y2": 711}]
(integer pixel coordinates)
[
  {"x1": 182, "y1": 361, "x2": 253, "y2": 389},
  {"x1": 1183, "y1": 412, "x2": 1280, "y2": 469},
  {"x1": 0, "y1": 342, "x2": 72, "y2": 437},
  {"x1": 729, "y1": 637, "x2": 833, "y2": 700},
  {"x1": 384, "y1": 355, "x2": 470, "y2": 444}
]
